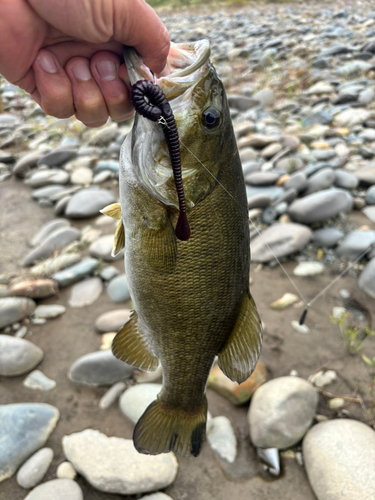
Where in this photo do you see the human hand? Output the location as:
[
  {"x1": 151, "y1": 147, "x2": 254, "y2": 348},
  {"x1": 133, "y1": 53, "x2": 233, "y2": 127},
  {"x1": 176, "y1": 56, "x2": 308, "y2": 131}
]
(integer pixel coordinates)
[{"x1": 0, "y1": 0, "x2": 170, "y2": 126}]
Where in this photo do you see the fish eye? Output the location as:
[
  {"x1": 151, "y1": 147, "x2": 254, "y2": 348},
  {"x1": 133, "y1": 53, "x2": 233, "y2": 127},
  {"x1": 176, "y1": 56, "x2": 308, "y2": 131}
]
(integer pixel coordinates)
[{"x1": 201, "y1": 107, "x2": 221, "y2": 130}]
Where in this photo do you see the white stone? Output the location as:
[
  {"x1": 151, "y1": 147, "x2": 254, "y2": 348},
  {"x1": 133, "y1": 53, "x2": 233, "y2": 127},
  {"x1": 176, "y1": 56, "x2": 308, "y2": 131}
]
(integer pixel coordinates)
[
  {"x1": 56, "y1": 461, "x2": 77, "y2": 480},
  {"x1": 310, "y1": 370, "x2": 337, "y2": 389},
  {"x1": 68, "y1": 277, "x2": 103, "y2": 307},
  {"x1": 16, "y1": 448, "x2": 53, "y2": 489},
  {"x1": 293, "y1": 262, "x2": 324, "y2": 277},
  {"x1": 207, "y1": 416, "x2": 237, "y2": 463},
  {"x1": 291, "y1": 321, "x2": 310, "y2": 334},
  {"x1": 119, "y1": 384, "x2": 162, "y2": 424},
  {"x1": 23, "y1": 370, "x2": 56, "y2": 391},
  {"x1": 24, "y1": 479, "x2": 83, "y2": 500}
]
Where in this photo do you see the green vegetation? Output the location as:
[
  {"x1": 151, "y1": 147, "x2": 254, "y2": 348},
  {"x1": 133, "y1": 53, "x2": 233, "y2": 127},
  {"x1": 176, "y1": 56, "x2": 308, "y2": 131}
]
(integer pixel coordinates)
[{"x1": 331, "y1": 311, "x2": 375, "y2": 355}]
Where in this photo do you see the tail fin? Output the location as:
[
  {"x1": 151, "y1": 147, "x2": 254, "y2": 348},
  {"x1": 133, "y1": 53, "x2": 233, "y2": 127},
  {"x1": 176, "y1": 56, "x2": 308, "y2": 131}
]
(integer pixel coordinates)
[{"x1": 133, "y1": 397, "x2": 207, "y2": 457}]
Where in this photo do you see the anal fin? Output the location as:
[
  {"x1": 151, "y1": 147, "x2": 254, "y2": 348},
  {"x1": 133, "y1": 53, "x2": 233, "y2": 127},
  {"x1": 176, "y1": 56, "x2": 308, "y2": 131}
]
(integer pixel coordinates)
[
  {"x1": 112, "y1": 311, "x2": 159, "y2": 372},
  {"x1": 218, "y1": 294, "x2": 263, "y2": 384}
]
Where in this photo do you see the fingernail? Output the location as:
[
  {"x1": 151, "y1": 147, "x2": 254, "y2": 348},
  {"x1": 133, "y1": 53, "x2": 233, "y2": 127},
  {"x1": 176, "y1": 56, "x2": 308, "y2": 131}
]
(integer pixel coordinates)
[
  {"x1": 96, "y1": 60, "x2": 117, "y2": 81},
  {"x1": 72, "y1": 62, "x2": 92, "y2": 81},
  {"x1": 36, "y1": 53, "x2": 57, "y2": 74}
]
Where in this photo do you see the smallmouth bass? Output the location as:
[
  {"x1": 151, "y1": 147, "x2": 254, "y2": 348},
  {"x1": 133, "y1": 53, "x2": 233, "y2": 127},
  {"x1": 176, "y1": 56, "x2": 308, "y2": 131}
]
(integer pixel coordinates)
[{"x1": 104, "y1": 40, "x2": 263, "y2": 457}]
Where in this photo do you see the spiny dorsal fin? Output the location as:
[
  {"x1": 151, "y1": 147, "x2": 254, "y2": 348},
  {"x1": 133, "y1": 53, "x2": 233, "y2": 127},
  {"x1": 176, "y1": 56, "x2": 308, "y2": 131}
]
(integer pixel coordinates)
[
  {"x1": 112, "y1": 220, "x2": 125, "y2": 257},
  {"x1": 112, "y1": 310, "x2": 159, "y2": 372},
  {"x1": 218, "y1": 294, "x2": 263, "y2": 384},
  {"x1": 100, "y1": 202, "x2": 122, "y2": 220}
]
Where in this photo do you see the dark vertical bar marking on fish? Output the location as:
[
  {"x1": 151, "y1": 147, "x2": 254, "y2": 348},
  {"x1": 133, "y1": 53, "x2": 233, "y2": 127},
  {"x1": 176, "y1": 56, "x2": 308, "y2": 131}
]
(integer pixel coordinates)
[{"x1": 131, "y1": 80, "x2": 191, "y2": 241}]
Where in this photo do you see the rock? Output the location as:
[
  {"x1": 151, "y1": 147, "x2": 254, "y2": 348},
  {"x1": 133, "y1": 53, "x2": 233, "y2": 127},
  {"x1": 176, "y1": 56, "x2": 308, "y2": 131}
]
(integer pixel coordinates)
[
  {"x1": 0, "y1": 403, "x2": 59, "y2": 482},
  {"x1": 303, "y1": 420, "x2": 375, "y2": 500},
  {"x1": 141, "y1": 494, "x2": 173, "y2": 500},
  {"x1": 89, "y1": 234, "x2": 124, "y2": 262},
  {"x1": 305, "y1": 168, "x2": 335, "y2": 195},
  {"x1": 38, "y1": 147, "x2": 77, "y2": 167},
  {"x1": 24, "y1": 479, "x2": 83, "y2": 500},
  {"x1": 303, "y1": 111, "x2": 333, "y2": 128},
  {"x1": 246, "y1": 134, "x2": 277, "y2": 149},
  {"x1": 306, "y1": 82, "x2": 335, "y2": 95},
  {"x1": 65, "y1": 188, "x2": 116, "y2": 218},
  {"x1": 207, "y1": 416, "x2": 237, "y2": 464},
  {"x1": 26, "y1": 169, "x2": 70, "y2": 187},
  {"x1": 208, "y1": 361, "x2": 267, "y2": 405},
  {"x1": 56, "y1": 462, "x2": 77, "y2": 480},
  {"x1": 94, "y1": 159, "x2": 120, "y2": 173},
  {"x1": 16, "y1": 448, "x2": 54, "y2": 489},
  {"x1": 261, "y1": 142, "x2": 282, "y2": 159},
  {"x1": 31, "y1": 219, "x2": 71, "y2": 247},
  {"x1": 100, "y1": 332, "x2": 116, "y2": 350},
  {"x1": 68, "y1": 277, "x2": 103, "y2": 307},
  {"x1": 358, "y1": 257, "x2": 375, "y2": 298},
  {"x1": 13, "y1": 151, "x2": 44, "y2": 177},
  {"x1": 293, "y1": 262, "x2": 324, "y2": 277},
  {"x1": 53, "y1": 258, "x2": 99, "y2": 287},
  {"x1": 100, "y1": 265, "x2": 120, "y2": 281},
  {"x1": 245, "y1": 172, "x2": 280, "y2": 186},
  {"x1": 93, "y1": 170, "x2": 113, "y2": 184},
  {"x1": 248, "y1": 376, "x2": 318, "y2": 449},
  {"x1": 34, "y1": 304, "x2": 66, "y2": 319},
  {"x1": 363, "y1": 206, "x2": 375, "y2": 223},
  {"x1": 270, "y1": 293, "x2": 299, "y2": 310},
  {"x1": 68, "y1": 349, "x2": 134, "y2": 386},
  {"x1": 283, "y1": 172, "x2": 307, "y2": 192},
  {"x1": 107, "y1": 274, "x2": 131, "y2": 303},
  {"x1": 359, "y1": 88, "x2": 375, "y2": 105},
  {"x1": 334, "y1": 170, "x2": 359, "y2": 189},
  {"x1": 99, "y1": 381, "x2": 127, "y2": 410},
  {"x1": 0, "y1": 297, "x2": 36, "y2": 329},
  {"x1": 119, "y1": 384, "x2": 161, "y2": 424},
  {"x1": 62, "y1": 429, "x2": 178, "y2": 494},
  {"x1": 9, "y1": 279, "x2": 58, "y2": 299},
  {"x1": 22, "y1": 227, "x2": 81, "y2": 266},
  {"x1": 291, "y1": 321, "x2": 310, "y2": 334},
  {"x1": 23, "y1": 370, "x2": 56, "y2": 391},
  {"x1": 276, "y1": 156, "x2": 304, "y2": 173},
  {"x1": 289, "y1": 189, "x2": 352, "y2": 224},
  {"x1": 327, "y1": 398, "x2": 345, "y2": 410},
  {"x1": 247, "y1": 193, "x2": 271, "y2": 209},
  {"x1": 95, "y1": 309, "x2": 131, "y2": 333},
  {"x1": 337, "y1": 60, "x2": 372, "y2": 77},
  {"x1": 88, "y1": 123, "x2": 119, "y2": 145},
  {"x1": 70, "y1": 167, "x2": 93, "y2": 185},
  {"x1": 354, "y1": 163, "x2": 375, "y2": 184},
  {"x1": 32, "y1": 184, "x2": 67, "y2": 200},
  {"x1": 227, "y1": 94, "x2": 257, "y2": 111},
  {"x1": 365, "y1": 186, "x2": 375, "y2": 205},
  {"x1": 252, "y1": 88, "x2": 274, "y2": 107},
  {"x1": 251, "y1": 223, "x2": 312, "y2": 262},
  {"x1": 310, "y1": 370, "x2": 337, "y2": 389},
  {"x1": 312, "y1": 228, "x2": 343, "y2": 247},
  {"x1": 334, "y1": 108, "x2": 371, "y2": 128},
  {"x1": 336, "y1": 230, "x2": 375, "y2": 259},
  {"x1": 0, "y1": 335, "x2": 43, "y2": 376},
  {"x1": 30, "y1": 253, "x2": 81, "y2": 277}
]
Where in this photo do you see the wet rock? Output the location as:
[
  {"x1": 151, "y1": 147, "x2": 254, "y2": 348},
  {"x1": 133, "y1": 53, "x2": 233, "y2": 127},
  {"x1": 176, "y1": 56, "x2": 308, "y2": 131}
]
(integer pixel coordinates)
[
  {"x1": 95, "y1": 309, "x2": 131, "y2": 333},
  {"x1": 23, "y1": 370, "x2": 56, "y2": 391},
  {"x1": 336, "y1": 230, "x2": 375, "y2": 259},
  {"x1": 251, "y1": 223, "x2": 312, "y2": 262},
  {"x1": 107, "y1": 274, "x2": 131, "y2": 303},
  {"x1": 0, "y1": 297, "x2": 36, "y2": 329},
  {"x1": 16, "y1": 448, "x2": 54, "y2": 489},
  {"x1": 248, "y1": 376, "x2": 318, "y2": 449},
  {"x1": 119, "y1": 383, "x2": 161, "y2": 424},
  {"x1": 23, "y1": 227, "x2": 81, "y2": 266},
  {"x1": 289, "y1": 189, "x2": 353, "y2": 223},
  {"x1": 24, "y1": 479, "x2": 83, "y2": 500},
  {"x1": 293, "y1": 262, "x2": 324, "y2": 276},
  {"x1": 207, "y1": 416, "x2": 237, "y2": 464},
  {"x1": 0, "y1": 335, "x2": 43, "y2": 376},
  {"x1": 68, "y1": 349, "x2": 134, "y2": 386},
  {"x1": 9, "y1": 279, "x2": 58, "y2": 299},
  {"x1": 65, "y1": 188, "x2": 116, "y2": 218},
  {"x1": 30, "y1": 219, "x2": 71, "y2": 247},
  {"x1": 303, "y1": 420, "x2": 375, "y2": 500},
  {"x1": 62, "y1": 429, "x2": 178, "y2": 494},
  {"x1": 56, "y1": 462, "x2": 77, "y2": 480},
  {"x1": 34, "y1": 304, "x2": 66, "y2": 319},
  {"x1": 312, "y1": 228, "x2": 344, "y2": 247},
  {"x1": 270, "y1": 293, "x2": 299, "y2": 310},
  {"x1": 94, "y1": 159, "x2": 120, "y2": 173},
  {"x1": 246, "y1": 134, "x2": 277, "y2": 149},
  {"x1": 68, "y1": 277, "x2": 103, "y2": 307},
  {"x1": 0, "y1": 403, "x2": 59, "y2": 482},
  {"x1": 53, "y1": 258, "x2": 99, "y2": 287},
  {"x1": 89, "y1": 234, "x2": 124, "y2": 262},
  {"x1": 358, "y1": 257, "x2": 375, "y2": 298},
  {"x1": 99, "y1": 381, "x2": 127, "y2": 410}
]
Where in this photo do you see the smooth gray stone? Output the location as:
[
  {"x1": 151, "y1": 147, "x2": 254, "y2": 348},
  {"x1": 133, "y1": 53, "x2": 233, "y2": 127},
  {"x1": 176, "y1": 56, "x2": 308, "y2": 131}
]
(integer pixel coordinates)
[
  {"x1": 270, "y1": 188, "x2": 298, "y2": 207},
  {"x1": 34, "y1": 304, "x2": 66, "y2": 319},
  {"x1": 24, "y1": 479, "x2": 83, "y2": 500},
  {"x1": 16, "y1": 447, "x2": 53, "y2": 489},
  {"x1": 38, "y1": 147, "x2": 77, "y2": 167},
  {"x1": 365, "y1": 185, "x2": 375, "y2": 204},
  {"x1": 207, "y1": 416, "x2": 237, "y2": 464},
  {"x1": 107, "y1": 274, "x2": 131, "y2": 303},
  {"x1": 303, "y1": 420, "x2": 375, "y2": 500},
  {"x1": 0, "y1": 403, "x2": 59, "y2": 482},
  {"x1": 62, "y1": 429, "x2": 178, "y2": 494},
  {"x1": 30, "y1": 253, "x2": 81, "y2": 277},
  {"x1": 32, "y1": 185, "x2": 66, "y2": 200},
  {"x1": 363, "y1": 206, "x2": 375, "y2": 223},
  {"x1": 302, "y1": 111, "x2": 333, "y2": 128},
  {"x1": 275, "y1": 156, "x2": 304, "y2": 173},
  {"x1": 289, "y1": 189, "x2": 353, "y2": 223},
  {"x1": 359, "y1": 88, "x2": 375, "y2": 105},
  {"x1": 283, "y1": 172, "x2": 307, "y2": 192},
  {"x1": 227, "y1": 94, "x2": 257, "y2": 111},
  {"x1": 70, "y1": 167, "x2": 93, "y2": 185},
  {"x1": 68, "y1": 350, "x2": 134, "y2": 386},
  {"x1": 31, "y1": 219, "x2": 71, "y2": 247},
  {"x1": 26, "y1": 169, "x2": 69, "y2": 188},
  {"x1": 65, "y1": 188, "x2": 116, "y2": 218},
  {"x1": 95, "y1": 309, "x2": 130, "y2": 333},
  {"x1": 0, "y1": 297, "x2": 36, "y2": 329},
  {"x1": 336, "y1": 230, "x2": 375, "y2": 259},
  {"x1": 142, "y1": 494, "x2": 173, "y2": 500},
  {"x1": 53, "y1": 258, "x2": 99, "y2": 287},
  {"x1": 248, "y1": 377, "x2": 318, "y2": 449},
  {"x1": 252, "y1": 88, "x2": 274, "y2": 107},
  {"x1": 251, "y1": 223, "x2": 312, "y2": 262},
  {"x1": 89, "y1": 234, "x2": 124, "y2": 262},
  {"x1": 23, "y1": 227, "x2": 81, "y2": 266},
  {"x1": 337, "y1": 60, "x2": 372, "y2": 77},
  {"x1": 99, "y1": 382, "x2": 126, "y2": 410},
  {"x1": 313, "y1": 149, "x2": 336, "y2": 161},
  {"x1": 93, "y1": 170, "x2": 113, "y2": 184},
  {"x1": 54, "y1": 195, "x2": 72, "y2": 215},
  {"x1": 334, "y1": 170, "x2": 359, "y2": 189},
  {"x1": 119, "y1": 384, "x2": 162, "y2": 425},
  {"x1": 94, "y1": 160, "x2": 119, "y2": 173},
  {"x1": 312, "y1": 228, "x2": 344, "y2": 247},
  {"x1": 246, "y1": 185, "x2": 284, "y2": 202},
  {"x1": 247, "y1": 194, "x2": 271, "y2": 209},
  {"x1": 88, "y1": 123, "x2": 119, "y2": 145},
  {"x1": 245, "y1": 172, "x2": 280, "y2": 186},
  {"x1": 358, "y1": 257, "x2": 375, "y2": 298},
  {"x1": 0, "y1": 113, "x2": 21, "y2": 128},
  {"x1": 23, "y1": 370, "x2": 56, "y2": 391},
  {"x1": 100, "y1": 265, "x2": 120, "y2": 281},
  {"x1": 68, "y1": 277, "x2": 103, "y2": 308},
  {"x1": 354, "y1": 163, "x2": 375, "y2": 185},
  {"x1": 305, "y1": 168, "x2": 335, "y2": 195},
  {"x1": 13, "y1": 151, "x2": 44, "y2": 177},
  {"x1": 0, "y1": 335, "x2": 43, "y2": 376},
  {"x1": 359, "y1": 128, "x2": 375, "y2": 142}
]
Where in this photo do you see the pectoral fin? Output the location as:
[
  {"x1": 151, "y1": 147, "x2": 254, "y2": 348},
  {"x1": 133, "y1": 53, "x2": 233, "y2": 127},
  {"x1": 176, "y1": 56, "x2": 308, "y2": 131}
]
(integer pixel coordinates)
[
  {"x1": 101, "y1": 202, "x2": 122, "y2": 219},
  {"x1": 141, "y1": 215, "x2": 177, "y2": 273},
  {"x1": 112, "y1": 220, "x2": 125, "y2": 257},
  {"x1": 112, "y1": 310, "x2": 159, "y2": 372},
  {"x1": 218, "y1": 294, "x2": 263, "y2": 384}
]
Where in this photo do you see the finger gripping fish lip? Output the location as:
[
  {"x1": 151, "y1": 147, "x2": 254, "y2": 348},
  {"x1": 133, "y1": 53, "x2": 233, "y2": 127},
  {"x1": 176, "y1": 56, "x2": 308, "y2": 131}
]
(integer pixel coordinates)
[{"x1": 130, "y1": 80, "x2": 191, "y2": 241}]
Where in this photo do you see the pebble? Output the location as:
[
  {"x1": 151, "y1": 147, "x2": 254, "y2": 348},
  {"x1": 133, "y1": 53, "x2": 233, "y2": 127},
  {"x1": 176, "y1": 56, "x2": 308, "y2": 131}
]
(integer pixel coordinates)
[
  {"x1": 305, "y1": 168, "x2": 335, "y2": 195},
  {"x1": 327, "y1": 397, "x2": 346, "y2": 410},
  {"x1": 89, "y1": 234, "x2": 124, "y2": 262},
  {"x1": 289, "y1": 189, "x2": 353, "y2": 224},
  {"x1": 107, "y1": 274, "x2": 131, "y2": 303},
  {"x1": 65, "y1": 188, "x2": 116, "y2": 218},
  {"x1": 62, "y1": 429, "x2": 178, "y2": 494},
  {"x1": 30, "y1": 219, "x2": 71, "y2": 247},
  {"x1": 95, "y1": 309, "x2": 131, "y2": 333},
  {"x1": 30, "y1": 253, "x2": 81, "y2": 277},
  {"x1": 16, "y1": 447, "x2": 54, "y2": 489},
  {"x1": 0, "y1": 297, "x2": 36, "y2": 329},
  {"x1": 336, "y1": 230, "x2": 375, "y2": 259},
  {"x1": 303, "y1": 419, "x2": 375, "y2": 500},
  {"x1": 100, "y1": 265, "x2": 120, "y2": 281},
  {"x1": 9, "y1": 279, "x2": 58, "y2": 299},
  {"x1": 99, "y1": 381, "x2": 127, "y2": 409},
  {"x1": 291, "y1": 321, "x2": 310, "y2": 334},
  {"x1": 13, "y1": 151, "x2": 44, "y2": 177},
  {"x1": 363, "y1": 206, "x2": 375, "y2": 223},
  {"x1": 0, "y1": 335, "x2": 43, "y2": 376},
  {"x1": 354, "y1": 164, "x2": 375, "y2": 185},
  {"x1": 23, "y1": 370, "x2": 56, "y2": 391},
  {"x1": 56, "y1": 462, "x2": 77, "y2": 480},
  {"x1": 24, "y1": 479, "x2": 83, "y2": 500},
  {"x1": 141, "y1": 494, "x2": 173, "y2": 500},
  {"x1": 70, "y1": 166, "x2": 93, "y2": 185},
  {"x1": 34, "y1": 304, "x2": 66, "y2": 319},
  {"x1": 22, "y1": 227, "x2": 81, "y2": 266},
  {"x1": 119, "y1": 383, "x2": 162, "y2": 424},
  {"x1": 68, "y1": 349, "x2": 134, "y2": 386},
  {"x1": 270, "y1": 293, "x2": 299, "y2": 310},
  {"x1": 312, "y1": 228, "x2": 344, "y2": 247},
  {"x1": 207, "y1": 416, "x2": 237, "y2": 464},
  {"x1": 38, "y1": 146, "x2": 77, "y2": 167},
  {"x1": 358, "y1": 257, "x2": 375, "y2": 298},
  {"x1": 293, "y1": 262, "x2": 325, "y2": 277},
  {"x1": 0, "y1": 403, "x2": 59, "y2": 482},
  {"x1": 248, "y1": 376, "x2": 318, "y2": 449},
  {"x1": 53, "y1": 258, "x2": 99, "y2": 287},
  {"x1": 68, "y1": 277, "x2": 103, "y2": 307},
  {"x1": 26, "y1": 169, "x2": 69, "y2": 187},
  {"x1": 334, "y1": 170, "x2": 359, "y2": 189},
  {"x1": 310, "y1": 370, "x2": 337, "y2": 388},
  {"x1": 365, "y1": 185, "x2": 375, "y2": 204}
]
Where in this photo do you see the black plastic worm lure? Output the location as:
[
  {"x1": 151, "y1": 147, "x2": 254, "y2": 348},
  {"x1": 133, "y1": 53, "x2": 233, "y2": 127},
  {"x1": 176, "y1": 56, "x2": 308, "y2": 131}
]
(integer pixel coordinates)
[{"x1": 130, "y1": 80, "x2": 191, "y2": 241}]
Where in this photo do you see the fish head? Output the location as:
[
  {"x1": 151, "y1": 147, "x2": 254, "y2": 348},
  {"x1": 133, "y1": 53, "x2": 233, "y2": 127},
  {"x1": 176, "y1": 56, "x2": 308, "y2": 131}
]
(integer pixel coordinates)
[{"x1": 123, "y1": 40, "x2": 233, "y2": 210}]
